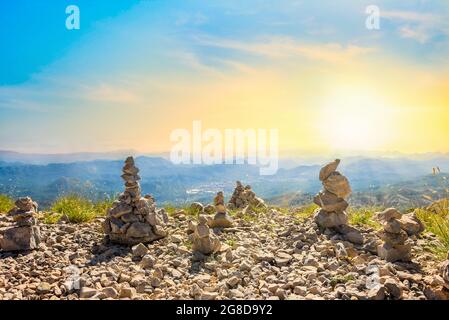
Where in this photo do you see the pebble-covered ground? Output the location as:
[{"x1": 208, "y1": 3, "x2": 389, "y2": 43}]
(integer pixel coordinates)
[{"x1": 0, "y1": 208, "x2": 447, "y2": 300}]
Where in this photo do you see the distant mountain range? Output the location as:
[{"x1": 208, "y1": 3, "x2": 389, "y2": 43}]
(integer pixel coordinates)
[{"x1": 0, "y1": 150, "x2": 448, "y2": 209}]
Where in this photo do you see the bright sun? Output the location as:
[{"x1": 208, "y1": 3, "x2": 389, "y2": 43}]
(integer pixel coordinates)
[{"x1": 318, "y1": 89, "x2": 393, "y2": 151}]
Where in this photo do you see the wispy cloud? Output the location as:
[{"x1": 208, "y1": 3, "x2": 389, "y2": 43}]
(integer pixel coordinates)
[
  {"x1": 82, "y1": 83, "x2": 142, "y2": 104},
  {"x1": 195, "y1": 35, "x2": 375, "y2": 63},
  {"x1": 382, "y1": 10, "x2": 449, "y2": 44}
]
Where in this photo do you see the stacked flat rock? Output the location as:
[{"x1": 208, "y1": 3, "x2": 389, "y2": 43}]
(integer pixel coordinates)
[
  {"x1": 313, "y1": 159, "x2": 351, "y2": 227},
  {"x1": 190, "y1": 215, "x2": 221, "y2": 255},
  {"x1": 210, "y1": 191, "x2": 233, "y2": 228},
  {"x1": 103, "y1": 157, "x2": 167, "y2": 245},
  {"x1": 227, "y1": 181, "x2": 267, "y2": 210},
  {"x1": 377, "y1": 208, "x2": 412, "y2": 262},
  {"x1": 313, "y1": 159, "x2": 363, "y2": 244},
  {"x1": 0, "y1": 197, "x2": 41, "y2": 251}
]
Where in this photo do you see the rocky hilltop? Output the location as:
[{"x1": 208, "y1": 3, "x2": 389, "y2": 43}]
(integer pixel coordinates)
[{"x1": 0, "y1": 158, "x2": 448, "y2": 300}]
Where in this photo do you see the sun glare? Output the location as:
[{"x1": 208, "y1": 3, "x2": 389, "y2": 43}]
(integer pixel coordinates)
[{"x1": 318, "y1": 89, "x2": 393, "y2": 151}]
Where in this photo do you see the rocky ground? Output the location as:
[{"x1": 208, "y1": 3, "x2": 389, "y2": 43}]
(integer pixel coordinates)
[{"x1": 0, "y1": 208, "x2": 447, "y2": 300}]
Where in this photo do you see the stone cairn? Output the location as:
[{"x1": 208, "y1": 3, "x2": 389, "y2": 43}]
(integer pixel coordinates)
[
  {"x1": 228, "y1": 181, "x2": 266, "y2": 210},
  {"x1": 209, "y1": 191, "x2": 233, "y2": 228},
  {"x1": 313, "y1": 159, "x2": 363, "y2": 244},
  {"x1": 190, "y1": 215, "x2": 221, "y2": 255},
  {"x1": 0, "y1": 197, "x2": 41, "y2": 251},
  {"x1": 103, "y1": 156, "x2": 167, "y2": 245},
  {"x1": 377, "y1": 208, "x2": 412, "y2": 262}
]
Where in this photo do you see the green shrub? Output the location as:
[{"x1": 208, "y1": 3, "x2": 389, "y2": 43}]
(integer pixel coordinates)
[{"x1": 0, "y1": 194, "x2": 14, "y2": 214}]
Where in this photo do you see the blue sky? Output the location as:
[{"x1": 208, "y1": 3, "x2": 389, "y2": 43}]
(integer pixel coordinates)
[{"x1": 1, "y1": 0, "x2": 448, "y2": 154}]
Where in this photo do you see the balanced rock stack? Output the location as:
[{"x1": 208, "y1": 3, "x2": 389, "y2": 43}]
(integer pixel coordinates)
[
  {"x1": 0, "y1": 197, "x2": 41, "y2": 251},
  {"x1": 103, "y1": 157, "x2": 167, "y2": 245},
  {"x1": 313, "y1": 159, "x2": 363, "y2": 244},
  {"x1": 209, "y1": 191, "x2": 233, "y2": 228},
  {"x1": 377, "y1": 208, "x2": 412, "y2": 262},
  {"x1": 190, "y1": 215, "x2": 221, "y2": 255},
  {"x1": 228, "y1": 181, "x2": 266, "y2": 210}
]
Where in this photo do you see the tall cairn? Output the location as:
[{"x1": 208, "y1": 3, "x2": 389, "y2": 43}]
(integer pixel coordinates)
[
  {"x1": 209, "y1": 191, "x2": 233, "y2": 228},
  {"x1": 0, "y1": 197, "x2": 41, "y2": 251},
  {"x1": 313, "y1": 159, "x2": 363, "y2": 244},
  {"x1": 103, "y1": 156, "x2": 167, "y2": 245}
]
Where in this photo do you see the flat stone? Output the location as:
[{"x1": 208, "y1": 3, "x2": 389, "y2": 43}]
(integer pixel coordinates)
[
  {"x1": 319, "y1": 159, "x2": 340, "y2": 181},
  {"x1": 313, "y1": 191, "x2": 348, "y2": 212},
  {"x1": 322, "y1": 172, "x2": 351, "y2": 199}
]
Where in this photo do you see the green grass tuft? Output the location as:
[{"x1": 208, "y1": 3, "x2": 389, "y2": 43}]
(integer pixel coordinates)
[
  {"x1": 0, "y1": 194, "x2": 14, "y2": 214},
  {"x1": 330, "y1": 274, "x2": 355, "y2": 287},
  {"x1": 347, "y1": 206, "x2": 382, "y2": 230},
  {"x1": 293, "y1": 204, "x2": 319, "y2": 223},
  {"x1": 415, "y1": 207, "x2": 449, "y2": 260},
  {"x1": 49, "y1": 195, "x2": 110, "y2": 224}
]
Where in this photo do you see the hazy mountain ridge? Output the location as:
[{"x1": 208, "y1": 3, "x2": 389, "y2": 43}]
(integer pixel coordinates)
[{"x1": 0, "y1": 153, "x2": 448, "y2": 208}]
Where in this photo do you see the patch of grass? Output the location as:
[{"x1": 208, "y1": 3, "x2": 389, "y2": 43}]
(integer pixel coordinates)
[
  {"x1": 274, "y1": 207, "x2": 290, "y2": 215},
  {"x1": 50, "y1": 195, "x2": 106, "y2": 223},
  {"x1": 43, "y1": 212, "x2": 62, "y2": 224},
  {"x1": 227, "y1": 208, "x2": 239, "y2": 217},
  {"x1": 183, "y1": 239, "x2": 193, "y2": 250},
  {"x1": 293, "y1": 204, "x2": 319, "y2": 223},
  {"x1": 164, "y1": 205, "x2": 178, "y2": 217},
  {"x1": 415, "y1": 207, "x2": 449, "y2": 260},
  {"x1": 242, "y1": 213, "x2": 257, "y2": 223},
  {"x1": 0, "y1": 194, "x2": 14, "y2": 214},
  {"x1": 330, "y1": 274, "x2": 355, "y2": 287},
  {"x1": 164, "y1": 205, "x2": 204, "y2": 217},
  {"x1": 93, "y1": 198, "x2": 115, "y2": 217},
  {"x1": 347, "y1": 207, "x2": 382, "y2": 230},
  {"x1": 185, "y1": 205, "x2": 203, "y2": 217}
]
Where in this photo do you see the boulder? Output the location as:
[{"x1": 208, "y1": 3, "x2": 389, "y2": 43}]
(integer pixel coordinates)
[
  {"x1": 313, "y1": 209, "x2": 348, "y2": 229},
  {"x1": 0, "y1": 226, "x2": 41, "y2": 251}
]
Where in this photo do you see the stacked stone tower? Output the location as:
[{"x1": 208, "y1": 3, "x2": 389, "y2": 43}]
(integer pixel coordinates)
[
  {"x1": 313, "y1": 159, "x2": 351, "y2": 228},
  {"x1": 228, "y1": 181, "x2": 266, "y2": 210},
  {"x1": 377, "y1": 208, "x2": 412, "y2": 262},
  {"x1": 103, "y1": 156, "x2": 167, "y2": 245},
  {"x1": 0, "y1": 197, "x2": 41, "y2": 251},
  {"x1": 313, "y1": 159, "x2": 363, "y2": 244}
]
